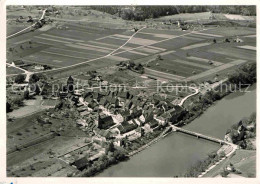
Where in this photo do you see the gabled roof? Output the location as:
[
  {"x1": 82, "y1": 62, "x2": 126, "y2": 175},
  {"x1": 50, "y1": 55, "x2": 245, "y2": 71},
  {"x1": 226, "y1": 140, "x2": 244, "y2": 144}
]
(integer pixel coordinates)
[
  {"x1": 117, "y1": 121, "x2": 137, "y2": 134},
  {"x1": 148, "y1": 119, "x2": 159, "y2": 128}
]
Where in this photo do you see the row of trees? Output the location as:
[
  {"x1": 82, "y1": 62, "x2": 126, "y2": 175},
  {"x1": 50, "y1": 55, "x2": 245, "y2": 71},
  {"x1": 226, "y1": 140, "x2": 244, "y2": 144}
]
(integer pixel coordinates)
[
  {"x1": 82, "y1": 148, "x2": 128, "y2": 176},
  {"x1": 91, "y1": 6, "x2": 256, "y2": 21},
  {"x1": 228, "y1": 63, "x2": 256, "y2": 85},
  {"x1": 184, "y1": 150, "x2": 225, "y2": 177}
]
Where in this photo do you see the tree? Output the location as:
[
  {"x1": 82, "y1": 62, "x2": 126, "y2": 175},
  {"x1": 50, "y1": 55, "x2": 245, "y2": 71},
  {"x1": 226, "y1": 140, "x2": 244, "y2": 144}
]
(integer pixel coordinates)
[
  {"x1": 29, "y1": 74, "x2": 40, "y2": 83},
  {"x1": 14, "y1": 74, "x2": 25, "y2": 84},
  {"x1": 11, "y1": 96, "x2": 24, "y2": 107},
  {"x1": 220, "y1": 169, "x2": 229, "y2": 177},
  {"x1": 24, "y1": 90, "x2": 30, "y2": 99},
  {"x1": 6, "y1": 102, "x2": 12, "y2": 112},
  {"x1": 157, "y1": 54, "x2": 162, "y2": 60}
]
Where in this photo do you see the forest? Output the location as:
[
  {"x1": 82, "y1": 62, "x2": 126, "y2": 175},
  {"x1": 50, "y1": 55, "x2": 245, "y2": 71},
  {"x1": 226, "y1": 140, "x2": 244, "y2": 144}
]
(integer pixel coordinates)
[{"x1": 90, "y1": 6, "x2": 256, "y2": 21}]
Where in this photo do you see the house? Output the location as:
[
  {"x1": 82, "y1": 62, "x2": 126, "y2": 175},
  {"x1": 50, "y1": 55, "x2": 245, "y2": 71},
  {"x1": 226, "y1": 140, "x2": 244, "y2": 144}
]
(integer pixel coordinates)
[
  {"x1": 80, "y1": 110, "x2": 90, "y2": 117},
  {"x1": 88, "y1": 150, "x2": 105, "y2": 162},
  {"x1": 77, "y1": 119, "x2": 87, "y2": 127},
  {"x1": 116, "y1": 121, "x2": 138, "y2": 136},
  {"x1": 35, "y1": 65, "x2": 44, "y2": 70},
  {"x1": 99, "y1": 97, "x2": 108, "y2": 106},
  {"x1": 77, "y1": 106, "x2": 88, "y2": 112},
  {"x1": 147, "y1": 119, "x2": 159, "y2": 129},
  {"x1": 155, "y1": 116, "x2": 167, "y2": 126},
  {"x1": 144, "y1": 109, "x2": 154, "y2": 123},
  {"x1": 118, "y1": 91, "x2": 130, "y2": 99},
  {"x1": 97, "y1": 115, "x2": 115, "y2": 129},
  {"x1": 112, "y1": 114, "x2": 124, "y2": 124},
  {"x1": 73, "y1": 156, "x2": 89, "y2": 171},
  {"x1": 121, "y1": 110, "x2": 132, "y2": 121},
  {"x1": 110, "y1": 97, "x2": 119, "y2": 107},
  {"x1": 96, "y1": 129, "x2": 111, "y2": 140},
  {"x1": 113, "y1": 138, "x2": 122, "y2": 147},
  {"x1": 130, "y1": 109, "x2": 142, "y2": 119}
]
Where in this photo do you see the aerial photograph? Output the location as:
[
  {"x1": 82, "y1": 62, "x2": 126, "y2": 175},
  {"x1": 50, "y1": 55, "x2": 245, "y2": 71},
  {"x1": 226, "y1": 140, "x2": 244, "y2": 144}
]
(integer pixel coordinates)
[{"x1": 6, "y1": 5, "x2": 256, "y2": 178}]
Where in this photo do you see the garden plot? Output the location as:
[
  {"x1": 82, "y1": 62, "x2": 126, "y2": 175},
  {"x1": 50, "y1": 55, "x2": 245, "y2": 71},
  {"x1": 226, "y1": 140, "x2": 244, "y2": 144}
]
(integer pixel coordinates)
[
  {"x1": 44, "y1": 47, "x2": 105, "y2": 59},
  {"x1": 129, "y1": 37, "x2": 159, "y2": 45},
  {"x1": 192, "y1": 31, "x2": 223, "y2": 38},
  {"x1": 34, "y1": 35, "x2": 73, "y2": 44},
  {"x1": 140, "y1": 28, "x2": 190, "y2": 36},
  {"x1": 65, "y1": 43, "x2": 111, "y2": 54},
  {"x1": 135, "y1": 32, "x2": 169, "y2": 41},
  {"x1": 88, "y1": 40, "x2": 120, "y2": 49},
  {"x1": 186, "y1": 56, "x2": 223, "y2": 67},
  {"x1": 182, "y1": 35, "x2": 207, "y2": 41},
  {"x1": 23, "y1": 52, "x2": 85, "y2": 67},
  {"x1": 148, "y1": 58, "x2": 207, "y2": 77},
  {"x1": 39, "y1": 33, "x2": 85, "y2": 43},
  {"x1": 186, "y1": 50, "x2": 235, "y2": 64},
  {"x1": 144, "y1": 67, "x2": 186, "y2": 81},
  {"x1": 139, "y1": 47, "x2": 162, "y2": 54},
  {"x1": 181, "y1": 42, "x2": 212, "y2": 50},
  {"x1": 106, "y1": 55, "x2": 129, "y2": 62},
  {"x1": 146, "y1": 45, "x2": 166, "y2": 51},
  {"x1": 202, "y1": 27, "x2": 256, "y2": 37},
  {"x1": 209, "y1": 47, "x2": 256, "y2": 61},
  {"x1": 45, "y1": 29, "x2": 102, "y2": 42},
  {"x1": 237, "y1": 45, "x2": 256, "y2": 51},
  {"x1": 153, "y1": 37, "x2": 203, "y2": 50},
  {"x1": 99, "y1": 37, "x2": 127, "y2": 46},
  {"x1": 76, "y1": 43, "x2": 115, "y2": 51},
  {"x1": 186, "y1": 59, "x2": 247, "y2": 81},
  {"x1": 116, "y1": 51, "x2": 147, "y2": 60},
  {"x1": 187, "y1": 34, "x2": 217, "y2": 40}
]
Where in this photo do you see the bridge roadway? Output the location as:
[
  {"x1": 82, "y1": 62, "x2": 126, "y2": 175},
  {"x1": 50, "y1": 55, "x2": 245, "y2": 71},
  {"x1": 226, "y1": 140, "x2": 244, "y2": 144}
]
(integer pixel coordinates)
[{"x1": 171, "y1": 125, "x2": 234, "y2": 146}]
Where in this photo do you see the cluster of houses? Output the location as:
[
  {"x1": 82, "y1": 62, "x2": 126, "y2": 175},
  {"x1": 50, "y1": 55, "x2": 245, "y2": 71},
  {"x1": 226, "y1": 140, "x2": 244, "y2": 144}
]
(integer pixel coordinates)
[{"x1": 60, "y1": 76, "x2": 187, "y2": 147}]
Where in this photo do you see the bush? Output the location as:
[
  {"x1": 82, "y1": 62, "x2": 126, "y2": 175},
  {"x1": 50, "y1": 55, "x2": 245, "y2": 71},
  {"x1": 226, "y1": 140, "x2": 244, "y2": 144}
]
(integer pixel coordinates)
[
  {"x1": 6, "y1": 102, "x2": 12, "y2": 112},
  {"x1": 14, "y1": 74, "x2": 26, "y2": 84},
  {"x1": 16, "y1": 131, "x2": 23, "y2": 136},
  {"x1": 221, "y1": 169, "x2": 230, "y2": 177},
  {"x1": 11, "y1": 96, "x2": 24, "y2": 107}
]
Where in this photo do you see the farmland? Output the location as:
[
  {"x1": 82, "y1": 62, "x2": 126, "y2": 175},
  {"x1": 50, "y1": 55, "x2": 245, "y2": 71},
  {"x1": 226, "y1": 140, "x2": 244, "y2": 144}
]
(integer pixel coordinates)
[{"x1": 7, "y1": 8, "x2": 256, "y2": 83}]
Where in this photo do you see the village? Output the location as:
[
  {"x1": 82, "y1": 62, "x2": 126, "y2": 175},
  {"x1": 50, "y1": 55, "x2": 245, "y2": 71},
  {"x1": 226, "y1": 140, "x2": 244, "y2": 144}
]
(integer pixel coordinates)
[
  {"x1": 6, "y1": 68, "x2": 189, "y2": 176},
  {"x1": 5, "y1": 5, "x2": 256, "y2": 178}
]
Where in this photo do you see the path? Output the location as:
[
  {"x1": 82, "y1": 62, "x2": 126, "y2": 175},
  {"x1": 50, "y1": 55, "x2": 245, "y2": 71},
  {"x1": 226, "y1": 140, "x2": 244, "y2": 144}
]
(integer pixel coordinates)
[{"x1": 178, "y1": 87, "x2": 199, "y2": 106}]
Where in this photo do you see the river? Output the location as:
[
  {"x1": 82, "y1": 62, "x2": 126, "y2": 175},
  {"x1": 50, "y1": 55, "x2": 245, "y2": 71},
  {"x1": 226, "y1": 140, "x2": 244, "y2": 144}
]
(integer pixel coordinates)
[{"x1": 97, "y1": 84, "x2": 256, "y2": 177}]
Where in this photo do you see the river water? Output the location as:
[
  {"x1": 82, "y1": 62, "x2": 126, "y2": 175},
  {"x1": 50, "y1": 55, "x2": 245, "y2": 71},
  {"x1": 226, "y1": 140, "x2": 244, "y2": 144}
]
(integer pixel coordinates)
[{"x1": 97, "y1": 85, "x2": 256, "y2": 177}]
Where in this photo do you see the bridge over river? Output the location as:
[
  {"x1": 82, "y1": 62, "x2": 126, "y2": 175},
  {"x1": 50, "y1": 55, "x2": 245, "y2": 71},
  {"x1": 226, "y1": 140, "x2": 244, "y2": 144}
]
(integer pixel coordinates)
[{"x1": 171, "y1": 125, "x2": 231, "y2": 145}]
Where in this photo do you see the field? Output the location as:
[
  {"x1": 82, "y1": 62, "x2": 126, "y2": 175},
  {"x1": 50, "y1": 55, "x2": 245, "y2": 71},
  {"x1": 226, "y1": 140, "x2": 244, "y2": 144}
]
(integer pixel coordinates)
[{"x1": 7, "y1": 11, "x2": 256, "y2": 81}]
